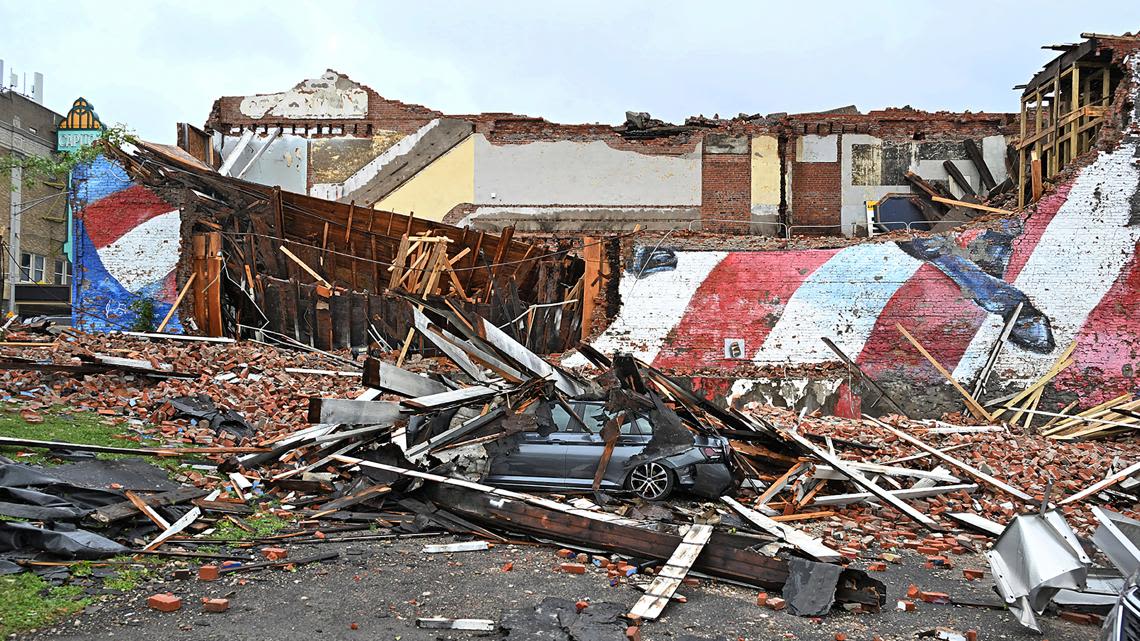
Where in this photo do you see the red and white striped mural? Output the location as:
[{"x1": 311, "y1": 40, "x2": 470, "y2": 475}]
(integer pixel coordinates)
[{"x1": 579, "y1": 140, "x2": 1140, "y2": 413}]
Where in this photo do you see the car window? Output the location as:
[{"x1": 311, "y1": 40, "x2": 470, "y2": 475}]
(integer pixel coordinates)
[
  {"x1": 577, "y1": 405, "x2": 608, "y2": 434},
  {"x1": 550, "y1": 403, "x2": 583, "y2": 433},
  {"x1": 622, "y1": 415, "x2": 653, "y2": 436}
]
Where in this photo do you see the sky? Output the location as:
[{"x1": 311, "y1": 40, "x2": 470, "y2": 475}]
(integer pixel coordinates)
[{"x1": 3, "y1": 1, "x2": 1140, "y2": 143}]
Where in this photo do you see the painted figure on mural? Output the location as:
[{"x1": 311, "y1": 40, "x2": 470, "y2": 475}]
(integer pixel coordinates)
[{"x1": 896, "y1": 224, "x2": 1056, "y2": 354}]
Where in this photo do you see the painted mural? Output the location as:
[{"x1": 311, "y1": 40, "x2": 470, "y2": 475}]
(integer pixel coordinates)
[
  {"x1": 579, "y1": 138, "x2": 1140, "y2": 413},
  {"x1": 72, "y1": 155, "x2": 183, "y2": 333}
]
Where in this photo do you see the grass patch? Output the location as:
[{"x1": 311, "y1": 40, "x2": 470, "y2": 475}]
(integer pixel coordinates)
[
  {"x1": 0, "y1": 573, "x2": 91, "y2": 637},
  {"x1": 0, "y1": 407, "x2": 142, "y2": 465},
  {"x1": 209, "y1": 511, "x2": 291, "y2": 541}
]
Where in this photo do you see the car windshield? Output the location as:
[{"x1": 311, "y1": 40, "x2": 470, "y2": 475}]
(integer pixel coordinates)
[{"x1": 573, "y1": 404, "x2": 653, "y2": 436}]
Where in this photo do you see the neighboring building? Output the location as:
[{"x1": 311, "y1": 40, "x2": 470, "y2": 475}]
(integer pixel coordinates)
[
  {"x1": 202, "y1": 72, "x2": 1017, "y2": 237},
  {"x1": 0, "y1": 64, "x2": 71, "y2": 317}
]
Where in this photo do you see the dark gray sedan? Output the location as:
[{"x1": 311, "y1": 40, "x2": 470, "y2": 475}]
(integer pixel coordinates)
[{"x1": 484, "y1": 400, "x2": 735, "y2": 500}]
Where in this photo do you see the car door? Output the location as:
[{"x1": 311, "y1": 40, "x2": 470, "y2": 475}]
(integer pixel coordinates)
[
  {"x1": 560, "y1": 402, "x2": 609, "y2": 486},
  {"x1": 486, "y1": 403, "x2": 572, "y2": 487}
]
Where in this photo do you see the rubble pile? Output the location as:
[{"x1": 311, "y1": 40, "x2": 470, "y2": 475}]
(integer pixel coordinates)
[{"x1": 1, "y1": 306, "x2": 1139, "y2": 637}]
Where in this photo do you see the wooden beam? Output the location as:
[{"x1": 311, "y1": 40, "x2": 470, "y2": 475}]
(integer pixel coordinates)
[
  {"x1": 942, "y1": 160, "x2": 977, "y2": 197},
  {"x1": 156, "y1": 273, "x2": 196, "y2": 333},
  {"x1": 628, "y1": 523, "x2": 713, "y2": 620},
  {"x1": 964, "y1": 139, "x2": 997, "y2": 190},
  {"x1": 895, "y1": 323, "x2": 992, "y2": 422},
  {"x1": 280, "y1": 245, "x2": 331, "y2": 289},
  {"x1": 930, "y1": 196, "x2": 1012, "y2": 216}
]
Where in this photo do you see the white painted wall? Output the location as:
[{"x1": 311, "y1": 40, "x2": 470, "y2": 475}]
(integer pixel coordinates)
[{"x1": 472, "y1": 135, "x2": 701, "y2": 206}]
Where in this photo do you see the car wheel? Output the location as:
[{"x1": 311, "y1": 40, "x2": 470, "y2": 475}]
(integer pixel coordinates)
[{"x1": 628, "y1": 461, "x2": 675, "y2": 501}]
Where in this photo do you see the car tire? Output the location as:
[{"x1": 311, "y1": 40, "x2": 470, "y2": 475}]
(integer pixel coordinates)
[{"x1": 627, "y1": 461, "x2": 675, "y2": 501}]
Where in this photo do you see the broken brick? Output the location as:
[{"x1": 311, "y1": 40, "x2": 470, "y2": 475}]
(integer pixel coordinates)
[
  {"x1": 896, "y1": 600, "x2": 915, "y2": 612},
  {"x1": 767, "y1": 597, "x2": 786, "y2": 611},
  {"x1": 261, "y1": 547, "x2": 288, "y2": 561},
  {"x1": 626, "y1": 626, "x2": 642, "y2": 641},
  {"x1": 920, "y1": 591, "x2": 951, "y2": 604},
  {"x1": 962, "y1": 568, "x2": 985, "y2": 581},
  {"x1": 147, "y1": 593, "x2": 182, "y2": 612},
  {"x1": 560, "y1": 563, "x2": 586, "y2": 574},
  {"x1": 202, "y1": 598, "x2": 230, "y2": 613},
  {"x1": 198, "y1": 565, "x2": 219, "y2": 581},
  {"x1": 756, "y1": 592, "x2": 768, "y2": 607},
  {"x1": 866, "y1": 561, "x2": 887, "y2": 571}
]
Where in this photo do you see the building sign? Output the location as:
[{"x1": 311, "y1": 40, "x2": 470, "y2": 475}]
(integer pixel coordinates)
[{"x1": 56, "y1": 98, "x2": 104, "y2": 152}]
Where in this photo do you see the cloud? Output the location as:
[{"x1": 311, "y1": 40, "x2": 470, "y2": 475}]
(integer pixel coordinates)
[{"x1": 2, "y1": 0, "x2": 1140, "y2": 142}]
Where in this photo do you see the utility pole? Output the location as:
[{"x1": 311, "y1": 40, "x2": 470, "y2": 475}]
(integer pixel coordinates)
[{"x1": 6, "y1": 162, "x2": 20, "y2": 315}]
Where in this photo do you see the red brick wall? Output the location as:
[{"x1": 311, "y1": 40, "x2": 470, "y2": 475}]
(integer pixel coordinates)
[
  {"x1": 701, "y1": 153, "x2": 751, "y2": 233},
  {"x1": 790, "y1": 160, "x2": 842, "y2": 234}
]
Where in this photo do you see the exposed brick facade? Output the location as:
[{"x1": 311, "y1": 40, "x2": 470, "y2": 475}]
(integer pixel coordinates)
[
  {"x1": 700, "y1": 153, "x2": 751, "y2": 233},
  {"x1": 789, "y1": 159, "x2": 842, "y2": 234}
]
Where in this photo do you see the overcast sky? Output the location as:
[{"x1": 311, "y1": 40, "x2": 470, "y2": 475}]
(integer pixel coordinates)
[{"x1": 3, "y1": 1, "x2": 1140, "y2": 142}]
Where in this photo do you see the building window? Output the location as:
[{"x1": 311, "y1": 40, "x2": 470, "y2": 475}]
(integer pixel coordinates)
[
  {"x1": 54, "y1": 259, "x2": 70, "y2": 285},
  {"x1": 19, "y1": 253, "x2": 45, "y2": 283}
]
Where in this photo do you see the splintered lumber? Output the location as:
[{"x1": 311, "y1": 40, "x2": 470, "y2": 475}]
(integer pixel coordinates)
[
  {"x1": 865, "y1": 417, "x2": 1034, "y2": 502},
  {"x1": 820, "y1": 337, "x2": 907, "y2": 416},
  {"x1": 992, "y1": 340, "x2": 1075, "y2": 420},
  {"x1": 1042, "y1": 394, "x2": 1133, "y2": 435},
  {"x1": 779, "y1": 428, "x2": 940, "y2": 529},
  {"x1": 145, "y1": 489, "x2": 220, "y2": 551},
  {"x1": 1059, "y1": 461, "x2": 1140, "y2": 505},
  {"x1": 722, "y1": 497, "x2": 840, "y2": 562},
  {"x1": 401, "y1": 386, "x2": 499, "y2": 410},
  {"x1": 93, "y1": 487, "x2": 209, "y2": 524},
  {"x1": 628, "y1": 523, "x2": 713, "y2": 620},
  {"x1": 896, "y1": 324, "x2": 991, "y2": 421},
  {"x1": 332, "y1": 455, "x2": 790, "y2": 588},
  {"x1": 475, "y1": 316, "x2": 585, "y2": 397}
]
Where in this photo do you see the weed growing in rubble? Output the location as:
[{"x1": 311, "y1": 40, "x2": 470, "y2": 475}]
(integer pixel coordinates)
[
  {"x1": 0, "y1": 573, "x2": 90, "y2": 636},
  {"x1": 209, "y1": 511, "x2": 291, "y2": 542}
]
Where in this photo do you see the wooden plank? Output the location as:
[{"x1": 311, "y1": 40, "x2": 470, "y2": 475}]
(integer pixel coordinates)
[
  {"x1": 123, "y1": 491, "x2": 171, "y2": 529},
  {"x1": 865, "y1": 417, "x2": 1035, "y2": 503},
  {"x1": 722, "y1": 497, "x2": 840, "y2": 562},
  {"x1": 144, "y1": 489, "x2": 219, "y2": 551},
  {"x1": 416, "y1": 618, "x2": 495, "y2": 631},
  {"x1": 361, "y1": 358, "x2": 449, "y2": 397},
  {"x1": 942, "y1": 160, "x2": 977, "y2": 197},
  {"x1": 628, "y1": 524, "x2": 713, "y2": 620},
  {"x1": 972, "y1": 302, "x2": 1023, "y2": 397},
  {"x1": 306, "y1": 398, "x2": 403, "y2": 425},
  {"x1": 991, "y1": 340, "x2": 1075, "y2": 419},
  {"x1": 1031, "y1": 158, "x2": 1043, "y2": 202},
  {"x1": 781, "y1": 429, "x2": 940, "y2": 529},
  {"x1": 896, "y1": 324, "x2": 991, "y2": 421},
  {"x1": 92, "y1": 487, "x2": 211, "y2": 524},
  {"x1": 930, "y1": 196, "x2": 1013, "y2": 215},
  {"x1": 1059, "y1": 462, "x2": 1140, "y2": 505},
  {"x1": 281, "y1": 245, "x2": 331, "y2": 288},
  {"x1": 156, "y1": 274, "x2": 196, "y2": 333},
  {"x1": 401, "y1": 386, "x2": 499, "y2": 410},
  {"x1": 811, "y1": 483, "x2": 978, "y2": 507}
]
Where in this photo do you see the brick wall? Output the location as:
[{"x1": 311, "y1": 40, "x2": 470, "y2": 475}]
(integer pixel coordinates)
[
  {"x1": 790, "y1": 160, "x2": 842, "y2": 233},
  {"x1": 701, "y1": 150, "x2": 751, "y2": 234}
]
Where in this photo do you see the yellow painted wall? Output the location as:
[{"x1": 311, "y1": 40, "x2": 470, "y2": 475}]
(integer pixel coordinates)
[
  {"x1": 376, "y1": 136, "x2": 475, "y2": 221},
  {"x1": 750, "y1": 135, "x2": 781, "y2": 210}
]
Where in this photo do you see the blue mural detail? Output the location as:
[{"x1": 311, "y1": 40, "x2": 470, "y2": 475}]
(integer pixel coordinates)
[{"x1": 897, "y1": 232, "x2": 1055, "y2": 353}]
